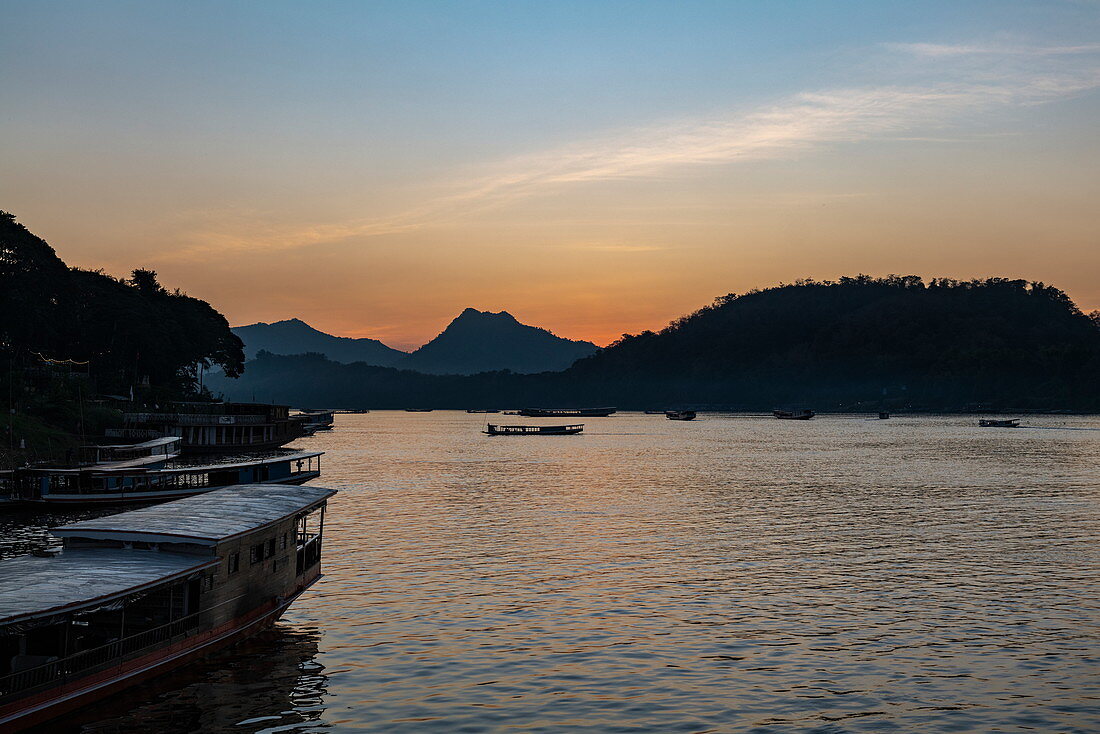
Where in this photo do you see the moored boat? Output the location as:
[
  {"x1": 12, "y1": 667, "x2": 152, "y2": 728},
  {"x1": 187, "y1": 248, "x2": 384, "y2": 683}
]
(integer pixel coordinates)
[
  {"x1": 0, "y1": 484, "x2": 336, "y2": 731},
  {"x1": 665, "y1": 410, "x2": 696, "y2": 421},
  {"x1": 979, "y1": 418, "x2": 1020, "y2": 428},
  {"x1": 292, "y1": 409, "x2": 335, "y2": 432},
  {"x1": 484, "y1": 424, "x2": 584, "y2": 436},
  {"x1": 878, "y1": 412, "x2": 891, "y2": 420},
  {"x1": 404, "y1": 409, "x2": 433, "y2": 412},
  {"x1": 773, "y1": 409, "x2": 815, "y2": 420},
  {"x1": 8, "y1": 451, "x2": 323, "y2": 506},
  {"x1": 518, "y1": 407, "x2": 616, "y2": 418},
  {"x1": 466, "y1": 409, "x2": 500, "y2": 413},
  {"x1": 107, "y1": 402, "x2": 305, "y2": 455},
  {"x1": 84, "y1": 436, "x2": 183, "y2": 468}
]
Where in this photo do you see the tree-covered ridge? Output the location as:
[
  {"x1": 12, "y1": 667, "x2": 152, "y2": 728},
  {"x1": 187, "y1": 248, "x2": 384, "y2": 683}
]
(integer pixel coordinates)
[
  {"x1": 211, "y1": 275, "x2": 1100, "y2": 411},
  {"x1": 0, "y1": 210, "x2": 244, "y2": 396}
]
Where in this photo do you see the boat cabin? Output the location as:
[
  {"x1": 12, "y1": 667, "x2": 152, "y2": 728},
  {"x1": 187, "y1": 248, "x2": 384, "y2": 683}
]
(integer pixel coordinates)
[
  {"x1": 0, "y1": 484, "x2": 336, "y2": 730},
  {"x1": 12, "y1": 451, "x2": 323, "y2": 506}
]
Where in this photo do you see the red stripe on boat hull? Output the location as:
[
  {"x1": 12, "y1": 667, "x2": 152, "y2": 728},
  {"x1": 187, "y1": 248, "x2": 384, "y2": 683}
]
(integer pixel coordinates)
[{"x1": 0, "y1": 575, "x2": 321, "y2": 731}]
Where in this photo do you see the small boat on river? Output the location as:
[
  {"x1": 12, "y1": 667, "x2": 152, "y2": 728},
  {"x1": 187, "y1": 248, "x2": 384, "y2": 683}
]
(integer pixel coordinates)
[
  {"x1": 979, "y1": 418, "x2": 1020, "y2": 428},
  {"x1": 0, "y1": 484, "x2": 336, "y2": 731},
  {"x1": 484, "y1": 424, "x2": 584, "y2": 436},
  {"x1": 773, "y1": 409, "x2": 815, "y2": 420},
  {"x1": 466, "y1": 409, "x2": 500, "y2": 413},
  {"x1": 518, "y1": 407, "x2": 616, "y2": 418},
  {"x1": 405, "y1": 409, "x2": 433, "y2": 412},
  {"x1": 665, "y1": 410, "x2": 696, "y2": 421},
  {"x1": 7, "y1": 451, "x2": 323, "y2": 506}
]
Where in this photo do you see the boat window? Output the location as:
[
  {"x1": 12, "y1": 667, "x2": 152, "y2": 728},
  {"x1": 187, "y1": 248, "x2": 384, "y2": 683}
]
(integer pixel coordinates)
[
  {"x1": 280, "y1": 532, "x2": 288, "y2": 550},
  {"x1": 228, "y1": 552, "x2": 240, "y2": 574},
  {"x1": 266, "y1": 538, "x2": 276, "y2": 557},
  {"x1": 250, "y1": 543, "x2": 263, "y2": 565}
]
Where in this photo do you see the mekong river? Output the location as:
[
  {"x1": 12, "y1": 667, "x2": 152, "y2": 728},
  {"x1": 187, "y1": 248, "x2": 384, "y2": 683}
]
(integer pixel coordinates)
[{"x1": 4, "y1": 412, "x2": 1099, "y2": 733}]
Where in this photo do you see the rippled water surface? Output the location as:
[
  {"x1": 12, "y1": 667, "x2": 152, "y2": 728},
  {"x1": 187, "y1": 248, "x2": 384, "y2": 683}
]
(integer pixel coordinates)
[{"x1": 8, "y1": 412, "x2": 1100, "y2": 732}]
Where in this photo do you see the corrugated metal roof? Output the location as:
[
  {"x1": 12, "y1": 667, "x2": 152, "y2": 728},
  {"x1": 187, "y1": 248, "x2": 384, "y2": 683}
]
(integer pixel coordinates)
[
  {"x1": 53, "y1": 484, "x2": 337, "y2": 545},
  {"x1": 0, "y1": 548, "x2": 219, "y2": 625}
]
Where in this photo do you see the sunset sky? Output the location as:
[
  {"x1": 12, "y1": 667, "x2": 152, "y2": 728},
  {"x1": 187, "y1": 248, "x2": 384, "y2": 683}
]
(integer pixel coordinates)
[{"x1": 2, "y1": 1, "x2": 1098, "y2": 350}]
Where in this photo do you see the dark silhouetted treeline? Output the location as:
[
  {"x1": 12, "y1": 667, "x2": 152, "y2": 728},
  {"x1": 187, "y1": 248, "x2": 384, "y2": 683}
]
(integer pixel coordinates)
[
  {"x1": 211, "y1": 275, "x2": 1100, "y2": 411},
  {"x1": 1, "y1": 210, "x2": 244, "y2": 398}
]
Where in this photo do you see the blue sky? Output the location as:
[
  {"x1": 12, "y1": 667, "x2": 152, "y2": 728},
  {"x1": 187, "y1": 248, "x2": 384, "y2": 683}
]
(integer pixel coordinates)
[{"x1": 2, "y1": 1, "x2": 1097, "y2": 346}]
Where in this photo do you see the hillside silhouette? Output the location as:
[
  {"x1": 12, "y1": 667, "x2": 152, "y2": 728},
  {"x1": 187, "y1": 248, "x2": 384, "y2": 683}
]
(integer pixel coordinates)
[
  {"x1": 233, "y1": 308, "x2": 598, "y2": 375},
  {"x1": 401, "y1": 308, "x2": 597, "y2": 374},
  {"x1": 233, "y1": 318, "x2": 407, "y2": 366},
  {"x1": 211, "y1": 275, "x2": 1100, "y2": 411}
]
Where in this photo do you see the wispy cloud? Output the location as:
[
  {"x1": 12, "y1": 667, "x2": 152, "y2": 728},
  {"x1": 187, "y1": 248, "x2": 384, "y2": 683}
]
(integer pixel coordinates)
[
  {"x1": 164, "y1": 41, "x2": 1100, "y2": 260},
  {"x1": 886, "y1": 42, "x2": 1100, "y2": 58}
]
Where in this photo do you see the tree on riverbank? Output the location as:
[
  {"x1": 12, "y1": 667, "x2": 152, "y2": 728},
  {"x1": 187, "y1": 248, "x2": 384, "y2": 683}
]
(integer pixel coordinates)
[{"x1": 1, "y1": 210, "x2": 245, "y2": 462}]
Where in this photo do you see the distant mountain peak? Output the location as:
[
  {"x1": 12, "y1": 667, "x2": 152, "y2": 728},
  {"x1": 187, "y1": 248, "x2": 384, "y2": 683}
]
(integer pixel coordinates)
[
  {"x1": 403, "y1": 308, "x2": 597, "y2": 375},
  {"x1": 454, "y1": 307, "x2": 518, "y2": 323}
]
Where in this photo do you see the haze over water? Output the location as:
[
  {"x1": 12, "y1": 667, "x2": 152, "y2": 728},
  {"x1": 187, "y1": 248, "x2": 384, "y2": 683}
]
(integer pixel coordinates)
[{"x1": 8, "y1": 412, "x2": 1100, "y2": 732}]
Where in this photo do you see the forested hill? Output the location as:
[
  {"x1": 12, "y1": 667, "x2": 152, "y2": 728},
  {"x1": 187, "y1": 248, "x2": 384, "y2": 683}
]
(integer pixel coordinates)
[
  {"x1": 0, "y1": 210, "x2": 244, "y2": 398},
  {"x1": 211, "y1": 276, "x2": 1100, "y2": 411}
]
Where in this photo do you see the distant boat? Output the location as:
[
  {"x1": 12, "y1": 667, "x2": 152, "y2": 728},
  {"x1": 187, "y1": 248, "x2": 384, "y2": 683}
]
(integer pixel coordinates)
[
  {"x1": 519, "y1": 407, "x2": 616, "y2": 417},
  {"x1": 466, "y1": 409, "x2": 500, "y2": 413},
  {"x1": 484, "y1": 423, "x2": 584, "y2": 436},
  {"x1": 643, "y1": 410, "x2": 665, "y2": 414},
  {"x1": 405, "y1": 408, "x2": 433, "y2": 412},
  {"x1": 979, "y1": 418, "x2": 1020, "y2": 428},
  {"x1": 878, "y1": 412, "x2": 890, "y2": 420},
  {"x1": 502, "y1": 410, "x2": 521, "y2": 415},
  {"x1": 773, "y1": 409, "x2": 815, "y2": 420},
  {"x1": 665, "y1": 410, "x2": 696, "y2": 421}
]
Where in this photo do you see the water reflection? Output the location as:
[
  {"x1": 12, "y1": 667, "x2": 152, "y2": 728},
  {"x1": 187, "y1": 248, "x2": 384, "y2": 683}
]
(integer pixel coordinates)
[
  {"x1": 39, "y1": 626, "x2": 327, "y2": 733},
  {"x1": 4, "y1": 412, "x2": 1099, "y2": 732}
]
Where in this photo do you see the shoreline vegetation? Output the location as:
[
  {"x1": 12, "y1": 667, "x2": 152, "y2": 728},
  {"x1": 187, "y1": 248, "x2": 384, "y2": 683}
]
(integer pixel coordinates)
[
  {"x1": 1, "y1": 211, "x2": 244, "y2": 465},
  {"x1": 4, "y1": 210, "x2": 1100, "y2": 466},
  {"x1": 212, "y1": 276, "x2": 1100, "y2": 412}
]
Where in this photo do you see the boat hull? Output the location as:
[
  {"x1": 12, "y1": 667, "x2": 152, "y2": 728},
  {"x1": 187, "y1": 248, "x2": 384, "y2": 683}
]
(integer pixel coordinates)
[
  {"x1": 518, "y1": 407, "x2": 616, "y2": 418},
  {"x1": 0, "y1": 577, "x2": 320, "y2": 732},
  {"x1": 14, "y1": 473, "x2": 319, "y2": 507}
]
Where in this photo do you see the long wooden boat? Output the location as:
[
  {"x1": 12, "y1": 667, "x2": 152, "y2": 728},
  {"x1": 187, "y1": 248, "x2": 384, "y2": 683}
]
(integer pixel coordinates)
[
  {"x1": 106, "y1": 402, "x2": 305, "y2": 455},
  {"x1": 466, "y1": 409, "x2": 500, "y2": 413},
  {"x1": 84, "y1": 437, "x2": 183, "y2": 468},
  {"x1": 8, "y1": 451, "x2": 322, "y2": 506},
  {"x1": 665, "y1": 410, "x2": 696, "y2": 421},
  {"x1": 773, "y1": 409, "x2": 815, "y2": 420},
  {"x1": 404, "y1": 409, "x2": 433, "y2": 412},
  {"x1": 979, "y1": 418, "x2": 1020, "y2": 428},
  {"x1": 518, "y1": 407, "x2": 616, "y2": 418},
  {"x1": 484, "y1": 424, "x2": 584, "y2": 436},
  {"x1": 0, "y1": 484, "x2": 336, "y2": 732},
  {"x1": 292, "y1": 410, "x2": 335, "y2": 432}
]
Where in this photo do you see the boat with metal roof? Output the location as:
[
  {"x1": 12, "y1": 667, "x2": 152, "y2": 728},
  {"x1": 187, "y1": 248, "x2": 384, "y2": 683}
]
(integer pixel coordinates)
[
  {"x1": 0, "y1": 483, "x2": 336, "y2": 731},
  {"x1": 106, "y1": 402, "x2": 306, "y2": 455},
  {"x1": 8, "y1": 451, "x2": 323, "y2": 506}
]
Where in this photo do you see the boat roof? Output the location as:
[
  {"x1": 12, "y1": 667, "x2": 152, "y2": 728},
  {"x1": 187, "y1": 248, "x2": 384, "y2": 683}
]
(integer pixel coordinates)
[
  {"x1": 52, "y1": 484, "x2": 337, "y2": 546},
  {"x1": 94, "y1": 436, "x2": 182, "y2": 450},
  {"x1": 24, "y1": 450, "x2": 324, "y2": 476},
  {"x1": 0, "y1": 548, "x2": 220, "y2": 626}
]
